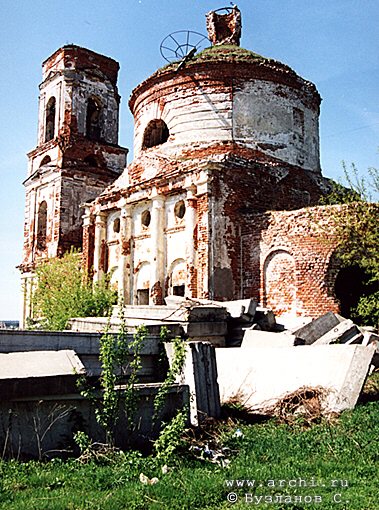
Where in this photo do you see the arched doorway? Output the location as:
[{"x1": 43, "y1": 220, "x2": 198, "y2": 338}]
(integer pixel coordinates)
[
  {"x1": 263, "y1": 249, "x2": 296, "y2": 315},
  {"x1": 334, "y1": 265, "x2": 366, "y2": 319}
]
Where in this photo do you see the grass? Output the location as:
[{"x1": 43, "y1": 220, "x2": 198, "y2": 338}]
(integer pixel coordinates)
[{"x1": 0, "y1": 383, "x2": 378, "y2": 509}]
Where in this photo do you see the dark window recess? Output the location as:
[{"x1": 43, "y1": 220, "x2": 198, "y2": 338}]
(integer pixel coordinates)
[
  {"x1": 137, "y1": 289, "x2": 149, "y2": 305},
  {"x1": 293, "y1": 107, "x2": 305, "y2": 142},
  {"x1": 173, "y1": 284, "x2": 185, "y2": 297},
  {"x1": 45, "y1": 97, "x2": 56, "y2": 143},
  {"x1": 113, "y1": 218, "x2": 120, "y2": 233},
  {"x1": 142, "y1": 119, "x2": 169, "y2": 148},
  {"x1": 86, "y1": 98, "x2": 102, "y2": 141},
  {"x1": 37, "y1": 201, "x2": 47, "y2": 249},
  {"x1": 174, "y1": 200, "x2": 186, "y2": 219},
  {"x1": 83, "y1": 155, "x2": 98, "y2": 167},
  {"x1": 40, "y1": 155, "x2": 51, "y2": 167},
  {"x1": 141, "y1": 210, "x2": 151, "y2": 227},
  {"x1": 334, "y1": 266, "x2": 368, "y2": 321}
]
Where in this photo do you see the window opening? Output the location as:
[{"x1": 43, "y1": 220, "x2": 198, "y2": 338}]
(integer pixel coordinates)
[
  {"x1": 45, "y1": 97, "x2": 56, "y2": 142},
  {"x1": 141, "y1": 210, "x2": 151, "y2": 227},
  {"x1": 113, "y1": 218, "x2": 120, "y2": 233},
  {"x1": 86, "y1": 98, "x2": 102, "y2": 141},
  {"x1": 142, "y1": 119, "x2": 169, "y2": 148},
  {"x1": 137, "y1": 289, "x2": 149, "y2": 305},
  {"x1": 173, "y1": 284, "x2": 185, "y2": 297},
  {"x1": 174, "y1": 200, "x2": 186, "y2": 219},
  {"x1": 40, "y1": 156, "x2": 51, "y2": 167},
  {"x1": 37, "y1": 201, "x2": 47, "y2": 249}
]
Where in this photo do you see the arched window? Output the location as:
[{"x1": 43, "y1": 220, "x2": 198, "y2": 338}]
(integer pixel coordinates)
[
  {"x1": 45, "y1": 97, "x2": 56, "y2": 143},
  {"x1": 37, "y1": 201, "x2": 47, "y2": 249},
  {"x1": 86, "y1": 98, "x2": 102, "y2": 141},
  {"x1": 142, "y1": 119, "x2": 169, "y2": 149},
  {"x1": 39, "y1": 156, "x2": 51, "y2": 167}
]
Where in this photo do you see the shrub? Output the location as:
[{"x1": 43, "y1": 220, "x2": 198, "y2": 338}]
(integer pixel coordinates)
[{"x1": 31, "y1": 249, "x2": 117, "y2": 330}]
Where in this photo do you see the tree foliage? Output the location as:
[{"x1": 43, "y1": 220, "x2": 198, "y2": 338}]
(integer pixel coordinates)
[
  {"x1": 30, "y1": 250, "x2": 117, "y2": 330},
  {"x1": 321, "y1": 164, "x2": 379, "y2": 326}
]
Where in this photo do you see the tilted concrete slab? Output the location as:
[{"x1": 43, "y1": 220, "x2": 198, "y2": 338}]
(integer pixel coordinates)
[
  {"x1": 0, "y1": 350, "x2": 85, "y2": 399},
  {"x1": 216, "y1": 344, "x2": 375, "y2": 414},
  {"x1": 293, "y1": 312, "x2": 344, "y2": 345},
  {"x1": 241, "y1": 330, "x2": 303, "y2": 348},
  {"x1": 165, "y1": 341, "x2": 221, "y2": 425},
  {"x1": 312, "y1": 320, "x2": 363, "y2": 346}
]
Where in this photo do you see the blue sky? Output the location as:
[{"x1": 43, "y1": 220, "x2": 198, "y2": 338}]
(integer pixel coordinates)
[{"x1": 0, "y1": 0, "x2": 378, "y2": 320}]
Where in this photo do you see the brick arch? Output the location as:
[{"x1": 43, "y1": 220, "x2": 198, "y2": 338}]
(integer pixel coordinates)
[{"x1": 263, "y1": 249, "x2": 296, "y2": 315}]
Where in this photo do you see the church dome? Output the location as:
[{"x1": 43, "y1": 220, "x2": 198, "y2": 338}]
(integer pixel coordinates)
[{"x1": 129, "y1": 9, "x2": 321, "y2": 173}]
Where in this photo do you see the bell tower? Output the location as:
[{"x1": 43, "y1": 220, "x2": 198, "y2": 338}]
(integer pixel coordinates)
[{"x1": 19, "y1": 45, "x2": 128, "y2": 326}]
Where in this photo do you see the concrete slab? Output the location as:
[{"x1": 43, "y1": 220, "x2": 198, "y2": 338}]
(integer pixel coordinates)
[
  {"x1": 0, "y1": 329, "x2": 164, "y2": 382},
  {"x1": 1, "y1": 383, "x2": 190, "y2": 459},
  {"x1": 164, "y1": 297, "x2": 257, "y2": 319},
  {"x1": 216, "y1": 344, "x2": 375, "y2": 414},
  {"x1": 293, "y1": 312, "x2": 344, "y2": 345},
  {"x1": 241, "y1": 330, "x2": 303, "y2": 348},
  {"x1": 0, "y1": 350, "x2": 85, "y2": 399},
  {"x1": 312, "y1": 320, "x2": 363, "y2": 346},
  {"x1": 165, "y1": 341, "x2": 221, "y2": 425}
]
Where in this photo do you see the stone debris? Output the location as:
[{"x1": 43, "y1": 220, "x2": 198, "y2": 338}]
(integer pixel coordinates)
[
  {"x1": 0, "y1": 297, "x2": 377, "y2": 457},
  {"x1": 216, "y1": 344, "x2": 376, "y2": 415},
  {"x1": 0, "y1": 350, "x2": 85, "y2": 399},
  {"x1": 311, "y1": 319, "x2": 363, "y2": 346},
  {"x1": 241, "y1": 330, "x2": 304, "y2": 348},
  {"x1": 292, "y1": 311, "x2": 344, "y2": 345}
]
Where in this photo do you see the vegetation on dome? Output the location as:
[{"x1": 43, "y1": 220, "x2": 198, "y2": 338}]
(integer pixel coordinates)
[{"x1": 155, "y1": 44, "x2": 269, "y2": 74}]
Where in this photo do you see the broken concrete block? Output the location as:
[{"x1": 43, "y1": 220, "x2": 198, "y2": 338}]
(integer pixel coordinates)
[
  {"x1": 312, "y1": 320, "x2": 363, "y2": 346},
  {"x1": 276, "y1": 315, "x2": 313, "y2": 331},
  {"x1": 362, "y1": 331, "x2": 379, "y2": 347},
  {"x1": 165, "y1": 341, "x2": 221, "y2": 426},
  {"x1": 241, "y1": 330, "x2": 304, "y2": 348},
  {"x1": 164, "y1": 297, "x2": 257, "y2": 319},
  {"x1": 0, "y1": 350, "x2": 85, "y2": 399},
  {"x1": 216, "y1": 344, "x2": 375, "y2": 414},
  {"x1": 365, "y1": 333, "x2": 379, "y2": 368},
  {"x1": 222, "y1": 299, "x2": 257, "y2": 319},
  {"x1": 253, "y1": 307, "x2": 277, "y2": 331},
  {"x1": 293, "y1": 311, "x2": 344, "y2": 344}
]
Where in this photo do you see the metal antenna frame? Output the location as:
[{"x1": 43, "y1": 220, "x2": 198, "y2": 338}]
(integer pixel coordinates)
[
  {"x1": 213, "y1": 7, "x2": 235, "y2": 15},
  {"x1": 160, "y1": 30, "x2": 209, "y2": 63}
]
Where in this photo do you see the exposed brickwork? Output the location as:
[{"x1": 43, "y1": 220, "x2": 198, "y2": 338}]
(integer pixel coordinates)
[
  {"x1": 82, "y1": 222, "x2": 95, "y2": 277},
  {"x1": 150, "y1": 281, "x2": 163, "y2": 305},
  {"x1": 22, "y1": 11, "x2": 349, "y2": 324},
  {"x1": 19, "y1": 45, "x2": 127, "y2": 326},
  {"x1": 196, "y1": 193, "x2": 210, "y2": 299},
  {"x1": 42, "y1": 45, "x2": 119, "y2": 86},
  {"x1": 240, "y1": 207, "x2": 341, "y2": 317},
  {"x1": 206, "y1": 6, "x2": 242, "y2": 46}
]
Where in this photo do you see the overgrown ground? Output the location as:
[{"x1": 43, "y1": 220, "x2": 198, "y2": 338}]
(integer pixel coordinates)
[{"x1": 0, "y1": 375, "x2": 378, "y2": 510}]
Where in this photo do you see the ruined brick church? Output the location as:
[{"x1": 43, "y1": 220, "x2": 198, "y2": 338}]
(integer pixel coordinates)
[{"x1": 20, "y1": 7, "x2": 346, "y2": 327}]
